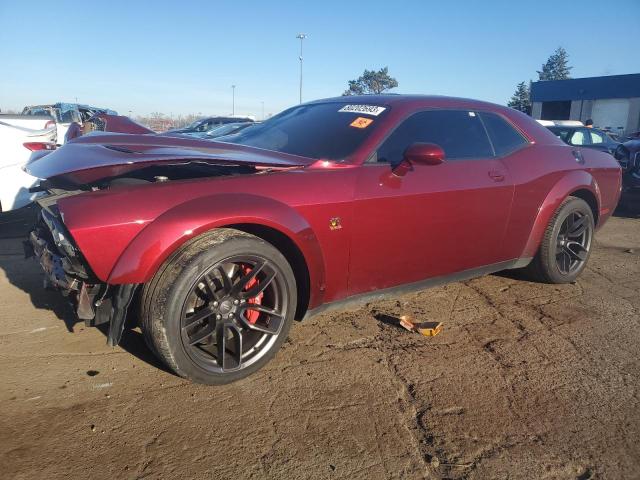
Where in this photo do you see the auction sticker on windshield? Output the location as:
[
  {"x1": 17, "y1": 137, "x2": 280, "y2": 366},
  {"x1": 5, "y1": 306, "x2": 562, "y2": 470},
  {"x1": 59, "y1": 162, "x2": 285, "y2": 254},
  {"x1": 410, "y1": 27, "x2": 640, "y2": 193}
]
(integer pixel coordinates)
[
  {"x1": 350, "y1": 117, "x2": 374, "y2": 129},
  {"x1": 338, "y1": 105, "x2": 386, "y2": 116}
]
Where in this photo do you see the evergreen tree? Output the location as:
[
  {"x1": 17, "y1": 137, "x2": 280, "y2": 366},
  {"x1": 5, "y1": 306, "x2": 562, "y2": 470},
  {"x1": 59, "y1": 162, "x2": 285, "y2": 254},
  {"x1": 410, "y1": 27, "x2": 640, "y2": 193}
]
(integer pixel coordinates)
[
  {"x1": 343, "y1": 67, "x2": 398, "y2": 95},
  {"x1": 507, "y1": 81, "x2": 532, "y2": 114},
  {"x1": 537, "y1": 47, "x2": 572, "y2": 81}
]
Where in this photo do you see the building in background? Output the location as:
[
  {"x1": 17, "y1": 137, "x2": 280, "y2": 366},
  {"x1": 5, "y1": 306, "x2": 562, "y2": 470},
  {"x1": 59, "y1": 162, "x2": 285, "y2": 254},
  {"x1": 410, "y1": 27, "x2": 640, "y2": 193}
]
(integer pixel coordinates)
[{"x1": 530, "y1": 73, "x2": 640, "y2": 136}]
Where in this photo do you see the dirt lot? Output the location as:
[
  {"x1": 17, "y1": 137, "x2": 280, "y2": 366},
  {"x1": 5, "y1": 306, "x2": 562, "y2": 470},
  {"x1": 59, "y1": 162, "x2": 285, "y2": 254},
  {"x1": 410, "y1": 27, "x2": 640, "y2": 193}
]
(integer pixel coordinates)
[{"x1": 0, "y1": 213, "x2": 639, "y2": 480}]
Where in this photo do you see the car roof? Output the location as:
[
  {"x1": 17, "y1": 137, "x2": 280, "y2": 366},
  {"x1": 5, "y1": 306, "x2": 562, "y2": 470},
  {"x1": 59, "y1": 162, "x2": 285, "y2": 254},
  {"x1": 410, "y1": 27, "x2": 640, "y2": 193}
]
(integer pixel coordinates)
[
  {"x1": 306, "y1": 94, "x2": 506, "y2": 111},
  {"x1": 200, "y1": 116, "x2": 253, "y2": 121},
  {"x1": 304, "y1": 94, "x2": 563, "y2": 147}
]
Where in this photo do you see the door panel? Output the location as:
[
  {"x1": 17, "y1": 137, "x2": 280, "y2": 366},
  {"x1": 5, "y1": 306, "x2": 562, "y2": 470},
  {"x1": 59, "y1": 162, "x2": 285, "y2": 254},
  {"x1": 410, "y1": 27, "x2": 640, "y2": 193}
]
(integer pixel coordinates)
[{"x1": 348, "y1": 159, "x2": 513, "y2": 296}]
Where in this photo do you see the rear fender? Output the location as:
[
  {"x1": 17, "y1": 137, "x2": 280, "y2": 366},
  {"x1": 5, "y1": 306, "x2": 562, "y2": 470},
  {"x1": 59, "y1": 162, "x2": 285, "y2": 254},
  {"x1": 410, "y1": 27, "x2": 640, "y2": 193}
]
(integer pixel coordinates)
[
  {"x1": 520, "y1": 170, "x2": 600, "y2": 259},
  {"x1": 107, "y1": 193, "x2": 326, "y2": 306}
]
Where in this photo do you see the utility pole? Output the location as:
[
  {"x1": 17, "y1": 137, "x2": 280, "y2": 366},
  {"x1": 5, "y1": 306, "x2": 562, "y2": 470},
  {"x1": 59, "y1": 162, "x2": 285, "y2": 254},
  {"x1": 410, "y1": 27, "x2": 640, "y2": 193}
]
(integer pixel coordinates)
[
  {"x1": 296, "y1": 33, "x2": 306, "y2": 104},
  {"x1": 231, "y1": 85, "x2": 236, "y2": 116}
]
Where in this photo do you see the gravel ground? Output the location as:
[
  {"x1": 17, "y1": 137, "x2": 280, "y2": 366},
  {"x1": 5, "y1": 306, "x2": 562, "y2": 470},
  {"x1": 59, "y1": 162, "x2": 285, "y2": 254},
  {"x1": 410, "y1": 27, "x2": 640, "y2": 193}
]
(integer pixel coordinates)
[{"x1": 0, "y1": 214, "x2": 638, "y2": 479}]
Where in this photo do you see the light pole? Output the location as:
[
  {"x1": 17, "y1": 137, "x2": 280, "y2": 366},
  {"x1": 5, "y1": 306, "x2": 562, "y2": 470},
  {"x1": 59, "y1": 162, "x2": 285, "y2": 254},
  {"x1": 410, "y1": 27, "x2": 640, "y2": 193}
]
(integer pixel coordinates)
[
  {"x1": 231, "y1": 85, "x2": 236, "y2": 116},
  {"x1": 261, "y1": 101, "x2": 264, "y2": 120},
  {"x1": 296, "y1": 33, "x2": 306, "y2": 104}
]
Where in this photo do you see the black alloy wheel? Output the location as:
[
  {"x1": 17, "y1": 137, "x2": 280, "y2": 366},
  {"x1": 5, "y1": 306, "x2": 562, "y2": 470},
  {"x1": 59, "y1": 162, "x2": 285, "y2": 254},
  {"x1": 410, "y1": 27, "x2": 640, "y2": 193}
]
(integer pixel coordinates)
[
  {"x1": 524, "y1": 196, "x2": 595, "y2": 284},
  {"x1": 554, "y1": 211, "x2": 592, "y2": 275},
  {"x1": 141, "y1": 229, "x2": 297, "y2": 385},
  {"x1": 180, "y1": 256, "x2": 287, "y2": 373}
]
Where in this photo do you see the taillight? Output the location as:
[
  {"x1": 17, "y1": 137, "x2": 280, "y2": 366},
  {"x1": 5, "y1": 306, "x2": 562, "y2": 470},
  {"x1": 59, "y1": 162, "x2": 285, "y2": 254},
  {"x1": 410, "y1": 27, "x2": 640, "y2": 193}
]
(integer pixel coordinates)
[
  {"x1": 44, "y1": 120, "x2": 56, "y2": 130},
  {"x1": 23, "y1": 142, "x2": 57, "y2": 151}
]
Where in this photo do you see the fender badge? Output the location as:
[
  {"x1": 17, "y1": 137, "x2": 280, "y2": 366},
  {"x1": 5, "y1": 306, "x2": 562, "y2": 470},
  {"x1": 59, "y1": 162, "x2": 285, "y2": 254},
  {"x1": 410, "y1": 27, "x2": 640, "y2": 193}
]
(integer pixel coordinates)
[{"x1": 329, "y1": 217, "x2": 342, "y2": 231}]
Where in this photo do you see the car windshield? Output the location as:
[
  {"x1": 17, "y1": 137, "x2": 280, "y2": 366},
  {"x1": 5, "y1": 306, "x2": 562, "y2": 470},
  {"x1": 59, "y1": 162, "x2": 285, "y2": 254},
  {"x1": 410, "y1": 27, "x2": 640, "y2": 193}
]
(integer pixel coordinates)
[
  {"x1": 222, "y1": 102, "x2": 388, "y2": 160},
  {"x1": 24, "y1": 107, "x2": 54, "y2": 118},
  {"x1": 206, "y1": 123, "x2": 250, "y2": 137},
  {"x1": 185, "y1": 119, "x2": 206, "y2": 130}
]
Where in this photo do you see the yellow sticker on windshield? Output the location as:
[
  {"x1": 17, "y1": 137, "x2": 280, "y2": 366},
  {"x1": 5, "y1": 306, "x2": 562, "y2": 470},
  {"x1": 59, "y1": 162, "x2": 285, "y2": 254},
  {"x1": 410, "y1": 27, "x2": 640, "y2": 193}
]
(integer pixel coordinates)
[{"x1": 350, "y1": 117, "x2": 374, "y2": 129}]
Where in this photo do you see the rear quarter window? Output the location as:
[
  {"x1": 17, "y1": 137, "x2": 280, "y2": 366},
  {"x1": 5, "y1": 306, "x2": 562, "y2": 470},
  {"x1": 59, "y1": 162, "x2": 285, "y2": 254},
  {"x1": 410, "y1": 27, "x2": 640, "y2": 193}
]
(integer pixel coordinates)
[{"x1": 479, "y1": 112, "x2": 528, "y2": 156}]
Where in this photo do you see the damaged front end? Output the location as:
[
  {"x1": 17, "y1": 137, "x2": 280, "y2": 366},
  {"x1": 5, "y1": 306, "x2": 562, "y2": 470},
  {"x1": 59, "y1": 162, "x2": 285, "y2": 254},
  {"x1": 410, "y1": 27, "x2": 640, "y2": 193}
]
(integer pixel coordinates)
[
  {"x1": 21, "y1": 134, "x2": 311, "y2": 347},
  {"x1": 25, "y1": 196, "x2": 137, "y2": 346}
]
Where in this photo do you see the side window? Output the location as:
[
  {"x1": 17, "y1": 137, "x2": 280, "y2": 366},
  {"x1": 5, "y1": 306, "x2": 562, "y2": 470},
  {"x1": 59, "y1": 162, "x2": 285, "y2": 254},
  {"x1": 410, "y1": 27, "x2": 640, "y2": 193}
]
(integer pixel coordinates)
[
  {"x1": 570, "y1": 129, "x2": 587, "y2": 145},
  {"x1": 479, "y1": 112, "x2": 528, "y2": 156},
  {"x1": 590, "y1": 130, "x2": 605, "y2": 144},
  {"x1": 376, "y1": 110, "x2": 493, "y2": 165}
]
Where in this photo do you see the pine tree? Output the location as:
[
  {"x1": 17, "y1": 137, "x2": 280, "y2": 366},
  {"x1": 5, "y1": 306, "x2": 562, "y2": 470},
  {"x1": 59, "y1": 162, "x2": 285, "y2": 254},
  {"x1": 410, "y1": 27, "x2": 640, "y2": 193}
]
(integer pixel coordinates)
[
  {"x1": 343, "y1": 67, "x2": 399, "y2": 96},
  {"x1": 537, "y1": 47, "x2": 572, "y2": 81},
  {"x1": 508, "y1": 81, "x2": 532, "y2": 114}
]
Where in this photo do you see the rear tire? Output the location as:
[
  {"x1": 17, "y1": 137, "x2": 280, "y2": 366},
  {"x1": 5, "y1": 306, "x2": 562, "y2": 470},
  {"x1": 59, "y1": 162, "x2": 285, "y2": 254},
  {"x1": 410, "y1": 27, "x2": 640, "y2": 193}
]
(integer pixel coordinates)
[
  {"x1": 524, "y1": 196, "x2": 594, "y2": 284},
  {"x1": 140, "y1": 228, "x2": 297, "y2": 385}
]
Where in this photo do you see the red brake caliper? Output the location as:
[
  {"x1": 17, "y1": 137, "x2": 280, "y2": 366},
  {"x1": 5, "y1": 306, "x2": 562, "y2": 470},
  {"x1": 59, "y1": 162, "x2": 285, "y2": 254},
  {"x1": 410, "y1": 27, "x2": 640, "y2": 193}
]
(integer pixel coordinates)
[{"x1": 243, "y1": 265, "x2": 263, "y2": 324}]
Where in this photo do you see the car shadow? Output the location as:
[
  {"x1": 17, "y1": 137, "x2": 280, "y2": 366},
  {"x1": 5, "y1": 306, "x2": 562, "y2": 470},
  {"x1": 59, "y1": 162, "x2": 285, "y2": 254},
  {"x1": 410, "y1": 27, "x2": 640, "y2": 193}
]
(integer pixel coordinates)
[
  {"x1": 493, "y1": 269, "x2": 531, "y2": 282},
  {"x1": 0, "y1": 252, "x2": 81, "y2": 334},
  {"x1": 96, "y1": 323, "x2": 174, "y2": 375},
  {"x1": 613, "y1": 205, "x2": 640, "y2": 219},
  {"x1": 0, "y1": 203, "x2": 39, "y2": 239},
  {"x1": 0, "y1": 213, "x2": 171, "y2": 375}
]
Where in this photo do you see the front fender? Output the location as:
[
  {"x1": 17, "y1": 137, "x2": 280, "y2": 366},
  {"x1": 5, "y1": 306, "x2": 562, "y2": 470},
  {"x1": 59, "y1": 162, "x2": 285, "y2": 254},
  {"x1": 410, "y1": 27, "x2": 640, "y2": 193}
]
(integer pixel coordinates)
[
  {"x1": 520, "y1": 170, "x2": 600, "y2": 259},
  {"x1": 107, "y1": 193, "x2": 326, "y2": 304}
]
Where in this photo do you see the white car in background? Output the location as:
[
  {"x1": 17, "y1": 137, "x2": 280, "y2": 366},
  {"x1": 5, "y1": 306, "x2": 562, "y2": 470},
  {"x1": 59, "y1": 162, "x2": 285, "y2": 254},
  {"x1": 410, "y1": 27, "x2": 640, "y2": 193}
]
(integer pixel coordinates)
[
  {"x1": 536, "y1": 119, "x2": 585, "y2": 127},
  {"x1": 0, "y1": 115, "x2": 56, "y2": 212},
  {"x1": 22, "y1": 103, "x2": 117, "y2": 144}
]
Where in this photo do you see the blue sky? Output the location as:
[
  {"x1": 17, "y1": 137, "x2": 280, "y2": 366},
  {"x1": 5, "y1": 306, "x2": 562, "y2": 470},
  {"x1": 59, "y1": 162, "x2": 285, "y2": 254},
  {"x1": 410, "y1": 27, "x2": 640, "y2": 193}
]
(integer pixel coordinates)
[{"x1": 1, "y1": 0, "x2": 639, "y2": 117}]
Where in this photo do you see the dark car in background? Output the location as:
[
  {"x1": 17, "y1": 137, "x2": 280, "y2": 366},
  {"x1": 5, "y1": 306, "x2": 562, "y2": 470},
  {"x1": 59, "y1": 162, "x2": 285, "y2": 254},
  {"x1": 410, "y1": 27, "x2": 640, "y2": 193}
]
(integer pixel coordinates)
[
  {"x1": 548, "y1": 125, "x2": 620, "y2": 155},
  {"x1": 614, "y1": 139, "x2": 640, "y2": 210},
  {"x1": 167, "y1": 116, "x2": 254, "y2": 135},
  {"x1": 200, "y1": 121, "x2": 257, "y2": 139}
]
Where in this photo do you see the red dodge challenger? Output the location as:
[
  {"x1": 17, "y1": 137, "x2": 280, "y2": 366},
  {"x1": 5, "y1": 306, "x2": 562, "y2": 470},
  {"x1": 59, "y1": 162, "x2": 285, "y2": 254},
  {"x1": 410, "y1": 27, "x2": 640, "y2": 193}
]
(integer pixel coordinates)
[{"x1": 24, "y1": 95, "x2": 621, "y2": 384}]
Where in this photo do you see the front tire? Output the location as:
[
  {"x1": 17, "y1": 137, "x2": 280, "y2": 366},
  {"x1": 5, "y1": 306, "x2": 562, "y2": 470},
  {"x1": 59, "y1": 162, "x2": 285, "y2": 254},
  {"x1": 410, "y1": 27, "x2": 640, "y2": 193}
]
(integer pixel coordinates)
[
  {"x1": 140, "y1": 228, "x2": 297, "y2": 385},
  {"x1": 525, "y1": 196, "x2": 595, "y2": 284}
]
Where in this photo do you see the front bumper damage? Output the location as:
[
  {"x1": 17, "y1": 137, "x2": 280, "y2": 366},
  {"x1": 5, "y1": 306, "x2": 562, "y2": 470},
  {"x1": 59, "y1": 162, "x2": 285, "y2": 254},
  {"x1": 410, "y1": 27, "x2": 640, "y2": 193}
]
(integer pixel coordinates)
[{"x1": 25, "y1": 204, "x2": 137, "y2": 346}]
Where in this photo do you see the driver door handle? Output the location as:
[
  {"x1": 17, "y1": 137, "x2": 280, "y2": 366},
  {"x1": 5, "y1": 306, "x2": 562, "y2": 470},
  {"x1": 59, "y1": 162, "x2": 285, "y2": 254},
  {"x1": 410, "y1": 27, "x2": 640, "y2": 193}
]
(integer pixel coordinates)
[{"x1": 488, "y1": 170, "x2": 505, "y2": 182}]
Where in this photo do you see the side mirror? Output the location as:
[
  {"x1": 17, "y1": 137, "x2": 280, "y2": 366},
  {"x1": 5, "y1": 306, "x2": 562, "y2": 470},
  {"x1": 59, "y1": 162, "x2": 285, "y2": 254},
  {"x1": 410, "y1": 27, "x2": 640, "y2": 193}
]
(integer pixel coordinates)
[
  {"x1": 392, "y1": 143, "x2": 445, "y2": 177},
  {"x1": 405, "y1": 142, "x2": 445, "y2": 165}
]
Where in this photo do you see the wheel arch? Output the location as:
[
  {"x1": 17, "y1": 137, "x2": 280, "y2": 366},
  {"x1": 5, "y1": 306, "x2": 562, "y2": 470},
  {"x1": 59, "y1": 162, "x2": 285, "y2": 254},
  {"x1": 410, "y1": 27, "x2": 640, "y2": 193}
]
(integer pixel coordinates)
[
  {"x1": 106, "y1": 193, "x2": 326, "y2": 316},
  {"x1": 226, "y1": 223, "x2": 311, "y2": 320},
  {"x1": 520, "y1": 170, "x2": 601, "y2": 259},
  {"x1": 569, "y1": 188, "x2": 599, "y2": 226}
]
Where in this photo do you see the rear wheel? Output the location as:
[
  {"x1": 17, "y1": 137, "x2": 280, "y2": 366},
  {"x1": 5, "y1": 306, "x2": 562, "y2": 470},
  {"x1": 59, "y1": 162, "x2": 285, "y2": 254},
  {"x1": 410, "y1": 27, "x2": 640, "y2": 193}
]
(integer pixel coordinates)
[
  {"x1": 141, "y1": 229, "x2": 296, "y2": 384},
  {"x1": 525, "y1": 196, "x2": 594, "y2": 284}
]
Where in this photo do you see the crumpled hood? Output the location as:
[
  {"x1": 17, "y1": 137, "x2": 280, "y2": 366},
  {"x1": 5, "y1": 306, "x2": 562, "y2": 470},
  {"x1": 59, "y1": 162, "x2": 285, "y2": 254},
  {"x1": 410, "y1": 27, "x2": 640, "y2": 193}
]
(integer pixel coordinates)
[{"x1": 24, "y1": 132, "x2": 311, "y2": 185}]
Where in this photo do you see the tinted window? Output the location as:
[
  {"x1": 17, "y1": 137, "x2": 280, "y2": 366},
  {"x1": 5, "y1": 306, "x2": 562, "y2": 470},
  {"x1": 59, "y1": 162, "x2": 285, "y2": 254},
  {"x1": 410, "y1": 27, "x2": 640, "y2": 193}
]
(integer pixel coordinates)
[
  {"x1": 549, "y1": 127, "x2": 571, "y2": 143},
  {"x1": 549, "y1": 127, "x2": 592, "y2": 146},
  {"x1": 225, "y1": 102, "x2": 387, "y2": 160},
  {"x1": 479, "y1": 112, "x2": 528, "y2": 156},
  {"x1": 376, "y1": 110, "x2": 493, "y2": 165}
]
